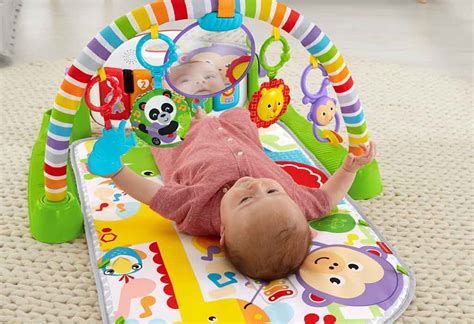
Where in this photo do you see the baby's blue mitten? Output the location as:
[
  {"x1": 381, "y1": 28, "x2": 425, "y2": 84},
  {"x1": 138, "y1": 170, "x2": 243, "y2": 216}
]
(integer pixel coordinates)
[{"x1": 88, "y1": 120, "x2": 136, "y2": 177}]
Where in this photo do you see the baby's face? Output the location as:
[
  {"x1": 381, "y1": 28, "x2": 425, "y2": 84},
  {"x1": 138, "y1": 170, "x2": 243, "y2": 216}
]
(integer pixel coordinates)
[
  {"x1": 169, "y1": 61, "x2": 226, "y2": 96},
  {"x1": 220, "y1": 177, "x2": 306, "y2": 242}
]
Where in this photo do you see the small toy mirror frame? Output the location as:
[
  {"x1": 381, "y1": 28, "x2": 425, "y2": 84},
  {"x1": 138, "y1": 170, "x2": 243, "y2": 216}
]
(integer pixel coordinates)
[{"x1": 163, "y1": 22, "x2": 256, "y2": 100}]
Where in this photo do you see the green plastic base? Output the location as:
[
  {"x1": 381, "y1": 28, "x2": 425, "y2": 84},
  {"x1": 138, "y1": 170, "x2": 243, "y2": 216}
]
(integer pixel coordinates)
[
  {"x1": 30, "y1": 193, "x2": 84, "y2": 243},
  {"x1": 280, "y1": 104, "x2": 383, "y2": 200},
  {"x1": 348, "y1": 159, "x2": 382, "y2": 200},
  {"x1": 28, "y1": 101, "x2": 91, "y2": 243}
]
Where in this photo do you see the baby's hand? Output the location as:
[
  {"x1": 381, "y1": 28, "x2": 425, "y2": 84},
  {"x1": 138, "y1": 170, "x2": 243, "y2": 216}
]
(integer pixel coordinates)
[
  {"x1": 342, "y1": 142, "x2": 376, "y2": 173},
  {"x1": 194, "y1": 107, "x2": 207, "y2": 120}
]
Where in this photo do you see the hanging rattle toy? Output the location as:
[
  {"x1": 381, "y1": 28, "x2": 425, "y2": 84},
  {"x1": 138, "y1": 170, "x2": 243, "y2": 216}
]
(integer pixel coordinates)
[
  {"x1": 301, "y1": 58, "x2": 343, "y2": 146},
  {"x1": 84, "y1": 67, "x2": 123, "y2": 130},
  {"x1": 130, "y1": 25, "x2": 192, "y2": 148},
  {"x1": 249, "y1": 27, "x2": 291, "y2": 128}
]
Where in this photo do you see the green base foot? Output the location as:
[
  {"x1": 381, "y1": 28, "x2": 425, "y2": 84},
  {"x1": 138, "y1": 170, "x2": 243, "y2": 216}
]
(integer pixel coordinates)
[
  {"x1": 348, "y1": 159, "x2": 383, "y2": 200},
  {"x1": 29, "y1": 192, "x2": 84, "y2": 243}
]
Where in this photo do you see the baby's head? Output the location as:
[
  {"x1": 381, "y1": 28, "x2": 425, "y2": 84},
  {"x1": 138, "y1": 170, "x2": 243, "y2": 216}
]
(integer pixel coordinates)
[
  {"x1": 168, "y1": 61, "x2": 226, "y2": 96},
  {"x1": 220, "y1": 177, "x2": 312, "y2": 280}
]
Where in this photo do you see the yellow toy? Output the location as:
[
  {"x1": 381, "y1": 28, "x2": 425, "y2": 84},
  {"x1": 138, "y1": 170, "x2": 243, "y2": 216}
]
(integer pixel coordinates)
[
  {"x1": 257, "y1": 85, "x2": 285, "y2": 121},
  {"x1": 249, "y1": 79, "x2": 290, "y2": 128}
]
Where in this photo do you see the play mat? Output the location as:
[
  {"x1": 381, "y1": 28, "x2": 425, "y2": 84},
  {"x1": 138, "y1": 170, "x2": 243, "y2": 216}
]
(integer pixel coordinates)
[
  {"x1": 26, "y1": 0, "x2": 418, "y2": 322},
  {"x1": 70, "y1": 119, "x2": 414, "y2": 323}
]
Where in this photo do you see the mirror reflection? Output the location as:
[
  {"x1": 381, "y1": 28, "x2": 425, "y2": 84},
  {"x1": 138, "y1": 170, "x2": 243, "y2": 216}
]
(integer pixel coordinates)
[
  {"x1": 168, "y1": 60, "x2": 226, "y2": 96},
  {"x1": 165, "y1": 24, "x2": 254, "y2": 98}
]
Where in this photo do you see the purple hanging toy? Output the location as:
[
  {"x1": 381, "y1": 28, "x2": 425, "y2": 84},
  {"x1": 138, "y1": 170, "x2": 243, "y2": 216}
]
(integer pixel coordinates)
[{"x1": 301, "y1": 63, "x2": 342, "y2": 144}]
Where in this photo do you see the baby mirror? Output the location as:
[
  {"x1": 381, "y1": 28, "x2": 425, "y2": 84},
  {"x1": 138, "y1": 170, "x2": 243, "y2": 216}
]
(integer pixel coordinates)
[{"x1": 164, "y1": 22, "x2": 256, "y2": 99}]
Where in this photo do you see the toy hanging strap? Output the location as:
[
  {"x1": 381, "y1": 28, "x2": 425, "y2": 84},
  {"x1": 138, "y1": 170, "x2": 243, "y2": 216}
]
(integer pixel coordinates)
[
  {"x1": 249, "y1": 27, "x2": 291, "y2": 128},
  {"x1": 150, "y1": 24, "x2": 159, "y2": 40},
  {"x1": 310, "y1": 56, "x2": 318, "y2": 69},
  {"x1": 259, "y1": 29, "x2": 290, "y2": 80},
  {"x1": 98, "y1": 67, "x2": 107, "y2": 82},
  {"x1": 272, "y1": 26, "x2": 280, "y2": 41},
  {"x1": 136, "y1": 25, "x2": 178, "y2": 90},
  {"x1": 217, "y1": 0, "x2": 235, "y2": 18},
  {"x1": 97, "y1": 67, "x2": 112, "y2": 130},
  {"x1": 84, "y1": 67, "x2": 122, "y2": 130}
]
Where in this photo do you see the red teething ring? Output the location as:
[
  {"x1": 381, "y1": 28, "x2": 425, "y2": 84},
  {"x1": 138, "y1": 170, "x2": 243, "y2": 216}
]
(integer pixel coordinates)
[{"x1": 84, "y1": 75, "x2": 122, "y2": 129}]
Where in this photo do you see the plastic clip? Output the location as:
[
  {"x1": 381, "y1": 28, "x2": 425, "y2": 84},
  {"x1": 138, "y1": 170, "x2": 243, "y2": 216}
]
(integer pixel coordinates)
[
  {"x1": 272, "y1": 27, "x2": 281, "y2": 41},
  {"x1": 150, "y1": 24, "x2": 159, "y2": 39},
  {"x1": 136, "y1": 32, "x2": 178, "y2": 90},
  {"x1": 218, "y1": 0, "x2": 235, "y2": 18},
  {"x1": 198, "y1": 12, "x2": 243, "y2": 31},
  {"x1": 310, "y1": 56, "x2": 319, "y2": 69},
  {"x1": 98, "y1": 67, "x2": 106, "y2": 82},
  {"x1": 260, "y1": 34, "x2": 290, "y2": 80},
  {"x1": 152, "y1": 71, "x2": 164, "y2": 89}
]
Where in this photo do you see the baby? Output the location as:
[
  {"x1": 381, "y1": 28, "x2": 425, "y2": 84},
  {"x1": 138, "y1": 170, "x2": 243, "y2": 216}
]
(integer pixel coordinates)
[
  {"x1": 167, "y1": 61, "x2": 226, "y2": 96},
  {"x1": 88, "y1": 108, "x2": 375, "y2": 280}
]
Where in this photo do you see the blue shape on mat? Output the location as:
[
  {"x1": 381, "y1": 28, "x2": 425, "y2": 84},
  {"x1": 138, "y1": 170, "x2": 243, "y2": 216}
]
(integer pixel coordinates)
[
  {"x1": 116, "y1": 202, "x2": 141, "y2": 219},
  {"x1": 264, "y1": 302, "x2": 295, "y2": 323},
  {"x1": 264, "y1": 148, "x2": 311, "y2": 165},
  {"x1": 149, "y1": 320, "x2": 167, "y2": 324},
  {"x1": 124, "y1": 320, "x2": 139, "y2": 324}
]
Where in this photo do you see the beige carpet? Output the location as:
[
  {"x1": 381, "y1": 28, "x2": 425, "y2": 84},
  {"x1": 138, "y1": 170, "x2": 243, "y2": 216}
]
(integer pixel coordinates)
[{"x1": 0, "y1": 49, "x2": 473, "y2": 323}]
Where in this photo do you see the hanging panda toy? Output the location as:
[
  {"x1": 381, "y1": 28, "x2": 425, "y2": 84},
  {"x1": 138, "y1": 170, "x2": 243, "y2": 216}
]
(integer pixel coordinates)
[
  {"x1": 130, "y1": 28, "x2": 192, "y2": 148},
  {"x1": 131, "y1": 89, "x2": 191, "y2": 147}
]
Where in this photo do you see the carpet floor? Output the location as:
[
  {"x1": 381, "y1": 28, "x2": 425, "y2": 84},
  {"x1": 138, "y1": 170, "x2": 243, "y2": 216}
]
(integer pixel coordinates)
[{"x1": 0, "y1": 50, "x2": 472, "y2": 322}]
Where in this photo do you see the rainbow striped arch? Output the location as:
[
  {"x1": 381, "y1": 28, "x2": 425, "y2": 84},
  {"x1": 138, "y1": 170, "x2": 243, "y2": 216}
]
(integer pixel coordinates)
[{"x1": 45, "y1": 0, "x2": 368, "y2": 202}]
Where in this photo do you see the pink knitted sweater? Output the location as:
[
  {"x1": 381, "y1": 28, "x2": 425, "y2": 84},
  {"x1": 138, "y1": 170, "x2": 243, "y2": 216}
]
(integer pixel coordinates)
[{"x1": 150, "y1": 108, "x2": 330, "y2": 236}]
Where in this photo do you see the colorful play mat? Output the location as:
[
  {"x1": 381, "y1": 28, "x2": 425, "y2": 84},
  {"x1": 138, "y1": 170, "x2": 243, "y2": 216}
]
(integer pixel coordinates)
[
  {"x1": 70, "y1": 117, "x2": 414, "y2": 323},
  {"x1": 26, "y1": 0, "x2": 419, "y2": 322}
]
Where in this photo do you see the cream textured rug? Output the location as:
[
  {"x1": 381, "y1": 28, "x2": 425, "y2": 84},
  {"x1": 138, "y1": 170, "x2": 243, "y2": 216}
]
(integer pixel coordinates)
[{"x1": 0, "y1": 49, "x2": 473, "y2": 323}]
